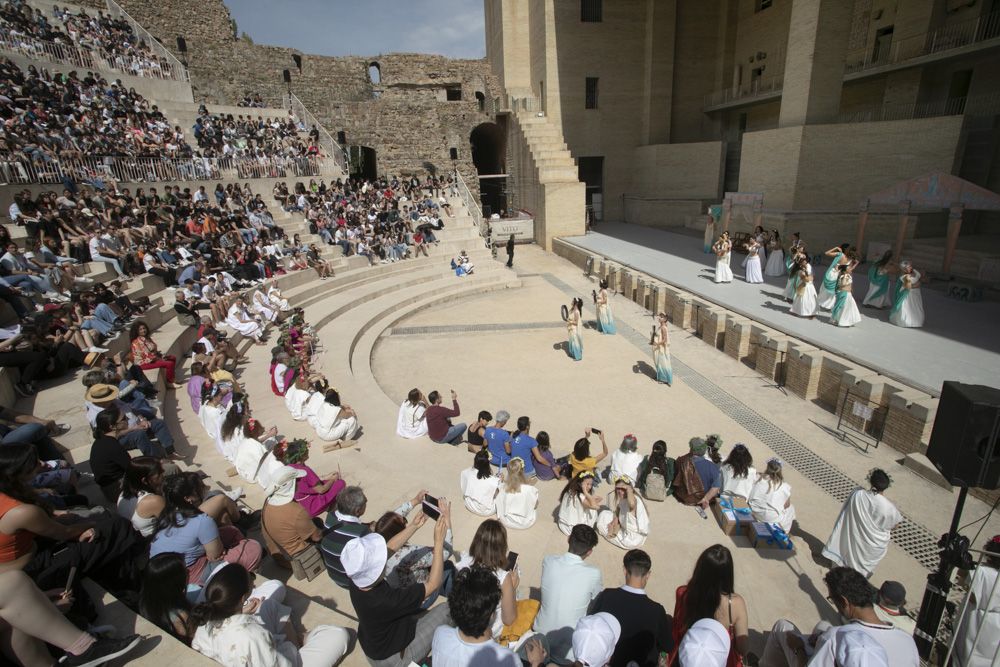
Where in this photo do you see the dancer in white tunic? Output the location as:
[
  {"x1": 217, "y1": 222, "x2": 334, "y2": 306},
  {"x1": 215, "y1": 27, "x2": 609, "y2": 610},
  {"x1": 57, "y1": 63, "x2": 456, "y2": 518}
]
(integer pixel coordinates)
[
  {"x1": 748, "y1": 458, "x2": 796, "y2": 533},
  {"x1": 557, "y1": 471, "x2": 602, "y2": 535},
  {"x1": 225, "y1": 296, "x2": 265, "y2": 343},
  {"x1": 495, "y1": 458, "x2": 539, "y2": 530},
  {"x1": 396, "y1": 388, "x2": 428, "y2": 439},
  {"x1": 789, "y1": 257, "x2": 818, "y2": 318},
  {"x1": 719, "y1": 444, "x2": 756, "y2": 499},
  {"x1": 233, "y1": 420, "x2": 283, "y2": 487},
  {"x1": 266, "y1": 285, "x2": 290, "y2": 311},
  {"x1": 308, "y1": 388, "x2": 359, "y2": 442},
  {"x1": 831, "y1": 263, "x2": 863, "y2": 328},
  {"x1": 596, "y1": 477, "x2": 650, "y2": 549},
  {"x1": 889, "y1": 261, "x2": 925, "y2": 328},
  {"x1": 713, "y1": 232, "x2": 734, "y2": 283},
  {"x1": 822, "y1": 468, "x2": 901, "y2": 578},
  {"x1": 764, "y1": 230, "x2": 785, "y2": 277},
  {"x1": 283, "y1": 375, "x2": 313, "y2": 421},
  {"x1": 460, "y1": 449, "x2": 500, "y2": 516},
  {"x1": 744, "y1": 237, "x2": 764, "y2": 284},
  {"x1": 198, "y1": 382, "x2": 232, "y2": 456},
  {"x1": 251, "y1": 289, "x2": 278, "y2": 323},
  {"x1": 609, "y1": 434, "x2": 643, "y2": 483},
  {"x1": 953, "y1": 537, "x2": 1000, "y2": 667},
  {"x1": 784, "y1": 245, "x2": 804, "y2": 301},
  {"x1": 862, "y1": 250, "x2": 894, "y2": 309},
  {"x1": 816, "y1": 244, "x2": 852, "y2": 310}
]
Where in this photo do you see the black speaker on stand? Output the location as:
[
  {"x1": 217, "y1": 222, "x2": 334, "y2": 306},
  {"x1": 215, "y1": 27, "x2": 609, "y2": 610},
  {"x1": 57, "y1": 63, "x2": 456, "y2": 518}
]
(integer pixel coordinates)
[{"x1": 914, "y1": 382, "x2": 1000, "y2": 660}]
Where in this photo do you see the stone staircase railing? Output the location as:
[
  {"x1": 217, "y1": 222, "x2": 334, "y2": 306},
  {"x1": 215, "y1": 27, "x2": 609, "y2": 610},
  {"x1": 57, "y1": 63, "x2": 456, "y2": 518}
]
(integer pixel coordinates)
[{"x1": 283, "y1": 92, "x2": 349, "y2": 175}]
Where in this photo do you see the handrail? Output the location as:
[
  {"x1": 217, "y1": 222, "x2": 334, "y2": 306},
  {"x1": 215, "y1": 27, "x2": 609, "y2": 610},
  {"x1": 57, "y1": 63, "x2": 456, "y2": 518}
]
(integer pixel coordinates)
[
  {"x1": 845, "y1": 10, "x2": 1000, "y2": 74},
  {"x1": 283, "y1": 92, "x2": 348, "y2": 175},
  {"x1": 704, "y1": 74, "x2": 784, "y2": 109},
  {"x1": 0, "y1": 154, "x2": 324, "y2": 186},
  {"x1": 0, "y1": 29, "x2": 181, "y2": 81},
  {"x1": 103, "y1": 0, "x2": 189, "y2": 82},
  {"x1": 455, "y1": 169, "x2": 487, "y2": 242},
  {"x1": 836, "y1": 92, "x2": 1000, "y2": 123},
  {"x1": 494, "y1": 94, "x2": 542, "y2": 114}
]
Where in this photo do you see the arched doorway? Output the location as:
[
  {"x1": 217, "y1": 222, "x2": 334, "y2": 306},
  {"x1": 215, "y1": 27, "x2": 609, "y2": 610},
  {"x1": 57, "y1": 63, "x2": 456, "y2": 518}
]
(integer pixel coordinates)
[
  {"x1": 470, "y1": 122, "x2": 507, "y2": 216},
  {"x1": 347, "y1": 145, "x2": 377, "y2": 181},
  {"x1": 368, "y1": 62, "x2": 381, "y2": 84},
  {"x1": 475, "y1": 91, "x2": 485, "y2": 112}
]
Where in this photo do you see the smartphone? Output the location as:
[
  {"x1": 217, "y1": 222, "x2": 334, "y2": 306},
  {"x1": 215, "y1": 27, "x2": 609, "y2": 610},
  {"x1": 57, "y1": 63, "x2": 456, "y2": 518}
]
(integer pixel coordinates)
[
  {"x1": 422, "y1": 494, "x2": 441, "y2": 521},
  {"x1": 591, "y1": 427, "x2": 602, "y2": 435},
  {"x1": 505, "y1": 551, "x2": 519, "y2": 571},
  {"x1": 64, "y1": 565, "x2": 78, "y2": 595}
]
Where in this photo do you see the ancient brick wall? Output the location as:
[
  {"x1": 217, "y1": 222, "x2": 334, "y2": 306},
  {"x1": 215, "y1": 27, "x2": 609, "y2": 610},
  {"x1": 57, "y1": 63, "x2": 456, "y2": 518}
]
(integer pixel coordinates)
[{"x1": 115, "y1": 0, "x2": 500, "y2": 185}]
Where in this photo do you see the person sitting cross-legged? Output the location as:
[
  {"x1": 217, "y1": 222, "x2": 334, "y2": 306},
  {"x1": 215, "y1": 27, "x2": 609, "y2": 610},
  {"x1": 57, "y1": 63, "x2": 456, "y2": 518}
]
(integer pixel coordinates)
[{"x1": 673, "y1": 437, "x2": 721, "y2": 510}]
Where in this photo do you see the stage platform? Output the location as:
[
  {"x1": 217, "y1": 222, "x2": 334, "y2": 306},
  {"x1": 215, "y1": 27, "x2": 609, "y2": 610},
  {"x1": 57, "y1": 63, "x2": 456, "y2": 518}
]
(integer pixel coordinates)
[{"x1": 563, "y1": 224, "x2": 1000, "y2": 395}]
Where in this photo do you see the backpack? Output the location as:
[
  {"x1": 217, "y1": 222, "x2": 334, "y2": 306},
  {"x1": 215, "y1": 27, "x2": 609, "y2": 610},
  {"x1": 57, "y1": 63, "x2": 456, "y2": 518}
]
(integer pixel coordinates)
[{"x1": 642, "y1": 458, "x2": 675, "y2": 502}]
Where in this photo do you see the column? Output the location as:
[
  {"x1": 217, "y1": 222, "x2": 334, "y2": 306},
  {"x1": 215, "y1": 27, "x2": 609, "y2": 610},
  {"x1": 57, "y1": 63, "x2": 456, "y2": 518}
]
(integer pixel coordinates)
[
  {"x1": 721, "y1": 197, "x2": 733, "y2": 233},
  {"x1": 894, "y1": 201, "x2": 912, "y2": 261},
  {"x1": 855, "y1": 202, "x2": 870, "y2": 253},
  {"x1": 942, "y1": 204, "x2": 964, "y2": 274},
  {"x1": 778, "y1": 0, "x2": 854, "y2": 127}
]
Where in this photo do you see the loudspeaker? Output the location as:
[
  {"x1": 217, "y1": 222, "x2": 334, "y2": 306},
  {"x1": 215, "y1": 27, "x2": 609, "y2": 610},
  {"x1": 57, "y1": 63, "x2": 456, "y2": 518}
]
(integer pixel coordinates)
[
  {"x1": 282, "y1": 69, "x2": 291, "y2": 84},
  {"x1": 176, "y1": 36, "x2": 187, "y2": 53},
  {"x1": 926, "y1": 382, "x2": 1000, "y2": 489}
]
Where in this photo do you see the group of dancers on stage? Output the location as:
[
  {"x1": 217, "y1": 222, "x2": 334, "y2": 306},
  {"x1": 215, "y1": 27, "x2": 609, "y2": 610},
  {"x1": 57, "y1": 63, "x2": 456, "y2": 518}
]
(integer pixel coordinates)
[
  {"x1": 563, "y1": 280, "x2": 674, "y2": 385},
  {"x1": 711, "y1": 226, "x2": 925, "y2": 329}
]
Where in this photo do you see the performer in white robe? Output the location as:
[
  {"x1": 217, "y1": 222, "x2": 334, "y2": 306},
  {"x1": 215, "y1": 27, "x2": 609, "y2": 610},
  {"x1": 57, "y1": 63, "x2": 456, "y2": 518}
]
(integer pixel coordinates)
[
  {"x1": 226, "y1": 297, "x2": 264, "y2": 342},
  {"x1": 596, "y1": 478, "x2": 650, "y2": 549},
  {"x1": 744, "y1": 238, "x2": 764, "y2": 284},
  {"x1": 283, "y1": 376, "x2": 313, "y2": 421},
  {"x1": 764, "y1": 232, "x2": 785, "y2": 277},
  {"x1": 233, "y1": 433, "x2": 283, "y2": 487},
  {"x1": 396, "y1": 392, "x2": 428, "y2": 439},
  {"x1": 266, "y1": 285, "x2": 291, "y2": 311},
  {"x1": 822, "y1": 469, "x2": 901, "y2": 578},
  {"x1": 713, "y1": 233, "x2": 734, "y2": 283},
  {"x1": 460, "y1": 450, "x2": 501, "y2": 516},
  {"x1": 816, "y1": 246, "x2": 850, "y2": 310},
  {"x1": 199, "y1": 400, "x2": 227, "y2": 456},
  {"x1": 720, "y1": 444, "x2": 757, "y2": 499},
  {"x1": 831, "y1": 264, "x2": 863, "y2": 328},
  {"x1": 790, "y1": 259, "x2": 818, "y2": 318},
  {"x1": 495, "y1": 458, "x2": 539, "y2": 530},
  {"x1": 748, "y1": 459, "x2": 796, "y2": 533},
  {"x1": 862, "y1": 250, "x2": 894, "y2": 309},
  {"x1": 302, "y1": 387, "x2": 326, "y2": 425},
  {"x1": 889, "y1": 262, "x2": 925, "y2": 328},
  {"x1": 557, "y1": 472, "x2": 601, "y2": 535},
  {"x1": 953, "y1": 540, "x2": 1000, "y2": 667},
  {"x1": 308, "y1": 389, "x2": 359, "y2": 442},
  {"x1": 252, "y1": 289, "x2": 278, "y2": 323}
]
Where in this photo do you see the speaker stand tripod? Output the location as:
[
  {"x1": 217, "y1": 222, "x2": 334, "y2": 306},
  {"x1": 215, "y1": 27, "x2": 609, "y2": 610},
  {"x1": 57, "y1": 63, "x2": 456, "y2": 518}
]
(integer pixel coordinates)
[{"x1": 915, "y1": 485, "x2": 970, "y2": 660}]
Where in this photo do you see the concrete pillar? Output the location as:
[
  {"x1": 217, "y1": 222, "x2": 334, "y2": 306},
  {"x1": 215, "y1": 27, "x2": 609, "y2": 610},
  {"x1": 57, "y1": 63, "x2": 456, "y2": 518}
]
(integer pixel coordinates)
[
  {"x1": 943, "y1": 204, "x2": 964, "y2": 274},
  {"x1": 883, "y1": 391, "x2": 938, "y2": 456},
  {"x1": 701, "y1": 307, "x2": 727, "y2": 350},
  {"x1": 854, "y1": 203, "x2": 869, "y2": 254},
  {"x1": 778, "y1": 0, "x2": 854, "y2": 127},
  {"x1": 755, "y1": 332, "x2": 790, "y2": 382},
  {"x1": 724, "y1": 317, "x2": 752, "y2": 363},
  {"x1": 721, "y1": 197, "x2": 732, "y2": 233},
  {"x1": 785, "y1": 344, "x2": 824, "y2": 401},
  {"x1": 894, "y1": 201, "x2": 913, "y2": 261}
]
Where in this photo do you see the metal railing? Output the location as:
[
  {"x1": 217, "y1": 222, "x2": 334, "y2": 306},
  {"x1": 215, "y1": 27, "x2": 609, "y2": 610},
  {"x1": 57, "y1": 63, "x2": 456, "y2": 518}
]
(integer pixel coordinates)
[
  {"x1": 494, "y1": 94, "x2": 543, "y2": 114},
  {"x1": 704, "y1": 74, "x2": 784, "y2": 109},
  {"x1": 283, "y1": 92, "x2": 348, "y2": 174},
  {"x1": 836, "y1": 92, "x2": 1000, "y2": 123},
  {"x1": 0, "y1": 29, "x2": 182, "y2": 81},
  {"x1": 455, "y1": 169, "x2": 487, "y2": 240},
  {"x1": 845, "y1": 10, "x2": 1000, "y2": 74},
  {"x1": 0, "y1": 154, "x2": 322, "y2": 186},
  {"x1": 104, "y1": 0, "x2": 189, "y2": 81}
]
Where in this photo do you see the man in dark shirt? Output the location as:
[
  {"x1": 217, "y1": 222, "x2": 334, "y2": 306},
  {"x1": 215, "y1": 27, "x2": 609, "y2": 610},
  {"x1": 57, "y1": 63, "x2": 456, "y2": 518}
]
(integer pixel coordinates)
[
  {"x1": 343, "y1": 502, "x2": 452, "y2": 666},
  {"x1": 425, "y1": 389, "x2": 466, "y2": 446},
  {"x1": 88, "y1": 407, "x2": 131, "y2": 502},
  {"x1": 506, "y1": 234, "x2": 515, "y2": 268},
  {"x1": 590, "y1": 549, "x2": 672, "y2": 667}
]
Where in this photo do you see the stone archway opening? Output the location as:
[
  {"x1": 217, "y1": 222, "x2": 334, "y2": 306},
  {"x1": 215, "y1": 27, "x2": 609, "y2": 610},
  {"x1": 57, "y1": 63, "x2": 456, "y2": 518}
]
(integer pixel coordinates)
[
  {"x1": 368, "y1": 62, "x2": 381, "y2": 85},
  {"x1": 470, "y1": 121, "x2": 506, "y2": 216},
  {"x1": 348, "y1": 145, "x2": 377, "y2": 181}
]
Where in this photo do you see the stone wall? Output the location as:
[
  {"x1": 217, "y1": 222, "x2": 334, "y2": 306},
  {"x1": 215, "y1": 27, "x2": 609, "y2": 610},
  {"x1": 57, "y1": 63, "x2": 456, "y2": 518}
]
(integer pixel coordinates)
[{"x1": 115, "y1": 0, "x2": 499, "y2": 184}]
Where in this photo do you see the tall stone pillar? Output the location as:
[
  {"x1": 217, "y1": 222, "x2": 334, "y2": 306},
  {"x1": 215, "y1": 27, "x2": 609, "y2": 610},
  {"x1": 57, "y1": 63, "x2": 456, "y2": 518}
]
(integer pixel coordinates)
[{"x1": 778, "y1": 0, "x2": 854, "y2": 128}]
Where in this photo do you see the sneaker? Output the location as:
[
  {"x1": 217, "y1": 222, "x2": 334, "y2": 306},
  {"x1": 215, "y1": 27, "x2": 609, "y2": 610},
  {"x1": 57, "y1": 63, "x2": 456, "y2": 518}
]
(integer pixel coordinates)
[
  {"x1": 58, "y1": 634, "x2": 141, "y2": 667},
  {"x1": 86, "y1": 346, "x2": 110, "y2": 354}
]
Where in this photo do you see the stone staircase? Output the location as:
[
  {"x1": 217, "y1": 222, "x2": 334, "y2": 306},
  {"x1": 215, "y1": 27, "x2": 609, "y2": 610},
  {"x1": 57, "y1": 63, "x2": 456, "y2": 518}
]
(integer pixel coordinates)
[{"x1": 513, "y1": 112, "x2": 579, "y2": 182}]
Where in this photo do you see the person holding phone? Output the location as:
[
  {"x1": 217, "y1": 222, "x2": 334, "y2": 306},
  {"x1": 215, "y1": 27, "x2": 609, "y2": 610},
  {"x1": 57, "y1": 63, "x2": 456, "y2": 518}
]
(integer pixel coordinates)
[
  {"x1": 426, "y1": 389, "x2": 466, "y2": 446},
  {"x1": 568, "y1": 428, "x2": 608, "y2": 479},
  {"x1": 455, "y1": 519, "x2": 521, "y2": 640}
]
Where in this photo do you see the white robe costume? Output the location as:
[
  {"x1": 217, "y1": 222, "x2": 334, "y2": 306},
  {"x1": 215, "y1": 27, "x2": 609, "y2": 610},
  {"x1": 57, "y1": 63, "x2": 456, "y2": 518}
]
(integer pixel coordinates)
[
  {"x1": 822, "y1": 489, "x2": 902, "y2": 577},
  {"x1": 459, "y1": 468, "x2": 500, "y2": 516},
  {"x1": 791, "y1": 264, "x2": 818, "y2": 317},
  {"x1": 954, "y1": 564, "x2": 1000, "y2": 667},
  {"x1": 199, "y1": 403, "x2": 226, "y2": 456},
  {"x1": 720, "y1": 464, "x2": 758, "y2": 499},
  {"x1": 284, "y1": 386, "x2": 312, "y2": 421},
  {"x1": 302, "y1": 392, "x2": 326, "y2": 425},
  {"x1": 714, "y1": 245, "x2": 734, "y2": 283},
  {"x1": 308, "y1": 401, "x2": 359, "y2": 442},
  {"x1": 557, "y1": 493, "x2": 598, "y2": 535},
  {"x1": 233, "y1": 435, "x2": 283, "y2": 487},
  {"x1": 252, "y1": 290, "x2": 278, "y2": 323},
  {"x1": 396, "y1": 400, "x2": 428, "y2": 439},
  {"x1": 226, "y1": 303, "x2": 263, "y2": 340},
  {"x1": 495, "y1": 485, "x2": 539, "y2": 530},
  {"x1": 267, "y1": 286, "x2": 290, "y2": 311},
  {"x1": 596, "y1": 494, "x2": 650, "y2": 549},
  {"x1": 748, "y1": 477, "x2": 796, "y2": 533}
]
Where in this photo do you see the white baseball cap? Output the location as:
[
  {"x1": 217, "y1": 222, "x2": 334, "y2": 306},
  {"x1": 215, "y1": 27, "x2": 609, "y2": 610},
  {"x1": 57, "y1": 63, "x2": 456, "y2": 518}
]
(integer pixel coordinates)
[
  {"x1": 572, "y1": 612, "x2": 621, "y2": 667},
  {"x1": 834, "y1": 626, "x2": 889, "y2": 667},
  {"x1": 340, "y1": 533, "x2": 387, "y2": 588},
  {"x1": 678, "y1": 618, "x2": 730, "y2": 667}
]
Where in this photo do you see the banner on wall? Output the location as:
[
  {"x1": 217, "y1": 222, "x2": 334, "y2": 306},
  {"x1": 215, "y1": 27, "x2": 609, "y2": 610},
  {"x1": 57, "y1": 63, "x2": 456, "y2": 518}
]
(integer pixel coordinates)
[{"x1": 489, "y1": 215, "x2": 535, "y2": 243}]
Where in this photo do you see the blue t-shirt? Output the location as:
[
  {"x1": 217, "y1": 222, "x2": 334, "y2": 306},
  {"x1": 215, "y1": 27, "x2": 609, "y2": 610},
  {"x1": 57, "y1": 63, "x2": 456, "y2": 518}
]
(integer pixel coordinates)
[
  {"x1": 509, "y1": 434, "x2": 538, "y2": 476},
  {"x1": 692, "y1": 457, "x2": 721, "y2": 492},
  {"x1": 150, "y1": 513, "x2": 219, "y2": 565},
  {"x1": 484, "y1": 427, "x2": 512, "y2": 466}
]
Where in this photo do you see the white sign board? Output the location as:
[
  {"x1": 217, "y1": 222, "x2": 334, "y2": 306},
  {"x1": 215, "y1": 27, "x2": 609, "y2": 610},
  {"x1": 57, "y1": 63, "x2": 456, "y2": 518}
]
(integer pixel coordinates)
[{"x1": 489, "y1": 217, "x2": 535, "y2": 243}]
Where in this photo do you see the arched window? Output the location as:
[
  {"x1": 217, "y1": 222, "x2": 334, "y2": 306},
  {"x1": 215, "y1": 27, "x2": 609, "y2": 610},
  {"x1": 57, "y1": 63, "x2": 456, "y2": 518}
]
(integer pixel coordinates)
[
  {"x1": 368, "y1": 62, "x2": 381, "y2": 85},
  {"x1": 475, "y1": 91, "x2": 485, "y2": 112}
]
